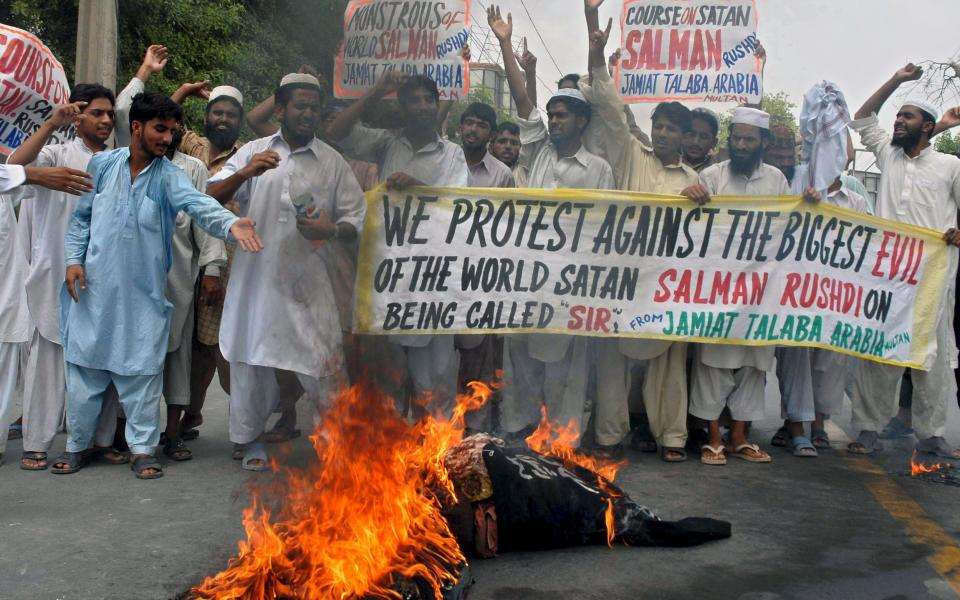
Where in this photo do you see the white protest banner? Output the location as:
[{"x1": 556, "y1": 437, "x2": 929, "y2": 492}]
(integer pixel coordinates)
[
  {"x1": 335, "y1": 0, "x2": 470, "y2": 100},
  {"x1": 0, "y1": 23, "x2": 73, "y2": 155},
  {"x1": 355, "y1": 187, "x2": 954, "y2": 370},
  {"x1": 615, "y1": 0, "x2": 761, "y2": 104}
]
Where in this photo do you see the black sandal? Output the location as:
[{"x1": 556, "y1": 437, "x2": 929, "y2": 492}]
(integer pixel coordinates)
[
  {"x1": 130, "y1": 455, "x2": 164, "y2": 479},
  {"x1": 162, "y1": 436, "x2": 193, "y2": 462},
  {"x1": 51, "y1": 451, "x2": 89, "y2": 474},
  {"x1": 630, "y1": 422, "x2": 658, "y2": 453},
  {"x1": 20, "y1": 451, "x2": 48, "y2": 471},
  {"x1": 92, "y1": 446, "x2": 128, "y2": 465}
]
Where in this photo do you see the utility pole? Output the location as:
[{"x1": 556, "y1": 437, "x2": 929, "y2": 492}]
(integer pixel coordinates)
[{"x1": 74, "y1": 0, "x2": 118, "y2": 89}]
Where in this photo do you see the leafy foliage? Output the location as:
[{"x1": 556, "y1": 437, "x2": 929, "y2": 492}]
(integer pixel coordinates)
[
  {"x1": 1, "y1": 0, "x2": 349, "y2": 133},
  {"x1": 717, "y1": 91, "x2": 798, "y2": 148},
  {"x1": 935, "y1": 130, "x2": 960, "y2": 156}
]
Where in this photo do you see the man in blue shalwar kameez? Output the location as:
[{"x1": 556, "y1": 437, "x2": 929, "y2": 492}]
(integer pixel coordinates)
[{"x1": 52, "y1": 92, "x2": 263, "y2": 479}]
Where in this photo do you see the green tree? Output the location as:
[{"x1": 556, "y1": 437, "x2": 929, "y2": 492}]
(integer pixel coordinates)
[
  {"x1": 935, "y1": 130, "x2": 960, "y2": 155},
  {"x1": 1, "y1": 0, "x2": 349, "y2": 133},
  {"x1": 717, "y1": 91, "x2": 798, "y2": 148}
]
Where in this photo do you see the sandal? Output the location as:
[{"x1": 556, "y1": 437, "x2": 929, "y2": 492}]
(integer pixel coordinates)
[
  {"x1": 700, "y1": 444, "x2": 726, "y2": 466},
  {"x1": 661, "y1": 446, "x2": 688, "y2": 463},
  {"x1": 179, "y1": 413, "x2": 203, "y2": 441},
  {"x1": 20, "y1": 451, "x2": 48, "y2": 471},
  {"x1": 630, "y1": 422, "x2": 658, "y2": 453},
  {"x1": 92, "y1": 446, "x2": 128, "y2": 465},
  {"x1": 241, "y1": 442, "x2": 270, "y2": 472},
  {"x1": 8, "y1": 423, "x2": 22, "y2": 440},
  {"x1": 811, "y1": 429, "x2": 831, "y2": 450},
  {"x1": 848, "y1": 431, "x2": 883, "y2": 455},
  {"x1": 260, "y1": 426, "x2": 301, "y2": 444},
  {"x1": 232, "y1": 443, "x2": 245, "y2": 460},
  {"x1": 727, "y1": 443, "x2": 772, "y2": 463},
  {"x1": 788, "y1": 436, "x2": 818, "y2": 458},
  {"x1": 771, "y1": 426, "x2": 789, "y2": 447},
  {"x1": 916, "y1": 436, "x2": 960, "y2": 460},
  {"x1": 51, "y1": 451, "x2": 89, "y2": 474},
  {"x1": 162, "y1": 436, "x2": 193, "y2": 462},
  {"x1": 130, "y1": 455, "x2": 163, "y2": 479}
]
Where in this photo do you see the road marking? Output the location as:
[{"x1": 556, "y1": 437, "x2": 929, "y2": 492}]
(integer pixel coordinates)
[{"x1": 845, "y1": 455, "x2": 960, "y2": 596}]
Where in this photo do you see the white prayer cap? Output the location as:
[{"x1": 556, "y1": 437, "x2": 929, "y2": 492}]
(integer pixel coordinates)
[
  {"x1": 279, "y1": 73, "x2": 322, "y2": 91},
  {"x1": 731, "y1": 107, "x2": 770, "y2": 130},
  {"x1": 208, "y1": 85, "x2": 243, "y2": 107},
  {"x1": 900, "y1": 97, "x2": 940, "y2": 122},
  {"x1": 549, "y1": 88, "x2": 588, "y2": 105}
]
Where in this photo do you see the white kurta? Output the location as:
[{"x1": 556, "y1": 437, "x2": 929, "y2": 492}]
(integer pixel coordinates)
[
  {"x1": 15, "y1": 138, "x2": 99, "y2": 344},
  {"x1": 0, "y1": 190, "x2": 29, "y2": 344},
  {"x1": 166, "y1": 152, "x2": 225, "y2": 352},
  {"x1": 211, "y1": 133, "x2": 366, "y2": 378},
  {"x1": 699, "y1": 160, "x2": 789, "y2": 370}
]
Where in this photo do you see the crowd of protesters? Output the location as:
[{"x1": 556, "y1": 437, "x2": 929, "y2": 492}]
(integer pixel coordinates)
[{"x1": 2, "y1": 0, "x2": 960, "y2": 480}]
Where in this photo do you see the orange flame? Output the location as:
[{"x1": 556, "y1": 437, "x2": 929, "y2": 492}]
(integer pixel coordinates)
[
  {"x1": 910, "y1": 450, "x2": 952, "y2": 477},
  {"x1": 523, "y1": 406, "x2": 627, "y2": 547},
  {"x1": 190, "y1": 380, "x2": 493, "y2": 600}
]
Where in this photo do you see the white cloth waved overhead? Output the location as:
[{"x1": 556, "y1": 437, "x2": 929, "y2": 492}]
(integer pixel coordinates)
[{"x1": 798, "y1": 81, "x2": 851, "y2": 196}]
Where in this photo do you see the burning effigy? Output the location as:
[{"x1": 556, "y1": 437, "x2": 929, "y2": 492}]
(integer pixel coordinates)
[{"x1": 184, "y1": 382, "x2": 730, "y2": 600}]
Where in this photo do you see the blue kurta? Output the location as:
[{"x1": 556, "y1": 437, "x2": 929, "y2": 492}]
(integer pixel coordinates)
[{"x1": 62, "y1": 148, "x2": 238, "y2": 376}]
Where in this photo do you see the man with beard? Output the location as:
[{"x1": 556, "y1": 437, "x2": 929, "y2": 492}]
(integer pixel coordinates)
[
  {"x1": 327, "y1": 72, "x2": 468, "y2": 419},
  {"x1": 488, "y1": 4, "x2": 614, "y2": 446},
  {"x1": 765, "y1": 124, "x2": 798, "y2": 185},
  {"x1": 490, "y1": 122, "x2": 525, "y2": 185},
  {"x1": 207, "y1": 74, "x2": 365, "y2": 471},
  {"x1": 846, "y1": 63, "x2": 960, "y2": 459},
  {"x1": 682, "y1": 107, "x2": 791, "y2": 466},
  {"x1": 461, "y1": 102, "x2": 515, "y2": 188},
  {"x1": 580, "y1": 3, "x2": 699, "y2": 461},
  {"x1": 9, "y1": 85, "x2": 123, "y2": 471},
  {"x1": 52, "y1": 92, "x2": 262, "y2": 479},
  {"x1": 683, "y1": 108, "x2": 720, "y2": 173},
  {"x1": 116, "y1": 45, "x2": 245, "y2": 440}
]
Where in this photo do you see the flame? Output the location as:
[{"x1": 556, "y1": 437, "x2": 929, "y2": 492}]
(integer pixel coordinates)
[
  {"x1": 190, "y1": 380, "x2": 493, "y2": 600},
  {"x1": 910, "y1": 450, "x2": 952, "y2": 477},
  {"x1": 523, "y1": 406, "x2": 627, "y2": 547}
]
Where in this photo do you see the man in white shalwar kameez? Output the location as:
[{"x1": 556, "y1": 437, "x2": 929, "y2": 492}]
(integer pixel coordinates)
[
  {"x1": 327, "y1": 72, "x2": 468, "y2": 418},
  {"x1": 0, "y1": 163, "x2": 94, "y2": 466},
  {"x1": 682, "y1": 108, "x2": 793, "y2": 466},
  {"x1": 8, "y1": 85, "x2": 124, "y2": 471},
  {"x1": 847, "y1": 64, "x2": 960, "y2": 459},
  {"x1": 774, "y1": 82, "x2": 870, "y2": 458},
  {"x1": 208, "y1": 74, "x2": 366, "y2": 471},
  {"x1": 486, "y1": 6, "x2": 614, "y2": 445}
]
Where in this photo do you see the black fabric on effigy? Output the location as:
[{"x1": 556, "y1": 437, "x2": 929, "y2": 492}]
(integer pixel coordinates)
[{"x1": 481, "y1": 444, "x2": 732, "y2": 551}]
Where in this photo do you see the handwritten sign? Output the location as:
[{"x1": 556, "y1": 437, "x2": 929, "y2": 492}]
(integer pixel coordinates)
[
  {"x1": 355, "y1": 187, "x2": 955, "y2": 370},
  {"x1": 335, "y1": 0, "x2": 470, "y2": 100},
  {"x1": 0, "y1": 23, "x2": 73, "y2": 155},
  {"x1": 615, "y1": 0, "x2": 762, "y2": 104}
]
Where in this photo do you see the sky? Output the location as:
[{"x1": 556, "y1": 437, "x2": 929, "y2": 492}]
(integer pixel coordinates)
[{"x1": 469, "y1": 0, "x2": 960, "y2": 161}]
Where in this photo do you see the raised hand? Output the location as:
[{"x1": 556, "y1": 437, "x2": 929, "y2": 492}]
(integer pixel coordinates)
[
  {"x1": 584, "y1": 0, "x2": 606, "y2": 11},
  {"x1": 487, "y1": 5, "x2": 513, "y2": 43},
  {"x1": 460, "y1": 44, "x2": 471, "y2": 63},
  {"x1": 373, "y1": 69, "x2": 407, "y2": 96},
  {"x1": 939, "y1": 107, "x2": 960, "y2": 130},
  {"x1": 48, "y1": 101, "x2": 87, "y2": 127},
  {"x1": 230, "y1": 217, "x2": 264, "y2": 252},
  {"x1": 753, "y1": 41, "x2": 766, "y2": 65},
  {"x1": 65, "y1": 265, "x2": 86, "y2": 302},
  {"x1": 895, "y1": 63, "x2": 924, "y2": 83},
  {"x1": 178, "y1": 80, "x2": 211, "y2": 100},
  {"x1": 240, "y1": 150, "x2": 281, "y2": 179},
  {"x1": 590, "y1": 18, "x2": 613, "y2": 54},
  {"x1": 141, "y1": 44, "x2": 168, "y2": 74},
  {"x1": 516, "y1": 37, "x2": 537, "y2": 72},
  {"x1": 24, "y1": 166, "x2": 93, "y2": 195},
  {"x1": 607, "y1": 48, "x2": 621, "y2": 72}
]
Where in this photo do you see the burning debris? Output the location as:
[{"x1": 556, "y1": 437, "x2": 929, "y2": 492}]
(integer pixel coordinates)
[
  {"x1": 183, "y1": 381, "x2": 730, "y2": 600},
  {"x1": 908, "y1": 451, "x2": 960, "y2": 486}
]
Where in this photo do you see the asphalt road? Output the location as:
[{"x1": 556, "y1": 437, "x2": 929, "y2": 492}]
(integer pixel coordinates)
[{"x1": 1, "y1": 368, "x2": 959, "y2": 600}]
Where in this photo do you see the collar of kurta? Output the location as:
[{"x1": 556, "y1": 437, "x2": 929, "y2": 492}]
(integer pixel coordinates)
[
  {"x1": 399, "y1": 132, "x2": 444, "y2": 155},
  {"x1": 640, "y1": 143, "x2": 690, "y2": 171},
  {"x1": 267, "y1": 131, "x2": 322, "y2": 158},
  {"x1": 552, "y1": 143, "x2": 593, "y2": 169}
]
